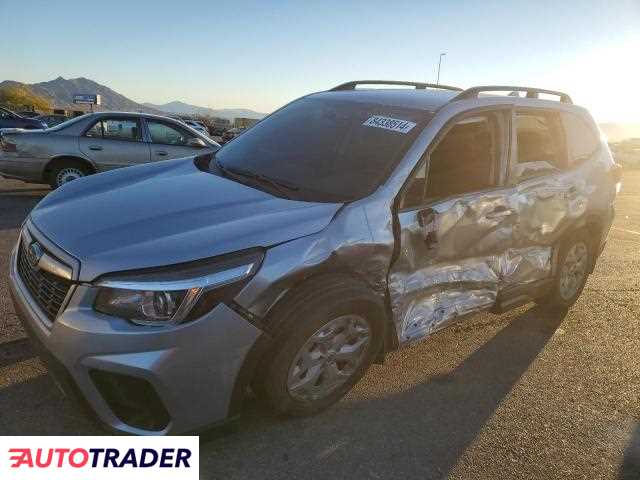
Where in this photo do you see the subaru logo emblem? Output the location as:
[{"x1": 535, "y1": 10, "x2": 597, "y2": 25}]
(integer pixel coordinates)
[{"x1": 27, "y1": 242, "x2": 44, "y2": 269}]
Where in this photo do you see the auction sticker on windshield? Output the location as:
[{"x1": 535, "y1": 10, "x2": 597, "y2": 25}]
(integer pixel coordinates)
[{"x1": 362, "y1": 115, "x2": 417, "y2": 134}]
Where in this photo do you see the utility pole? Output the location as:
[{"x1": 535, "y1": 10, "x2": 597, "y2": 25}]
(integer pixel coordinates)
[{"x1": 436, "y1": 52, "x2": 446, "y2": 85}]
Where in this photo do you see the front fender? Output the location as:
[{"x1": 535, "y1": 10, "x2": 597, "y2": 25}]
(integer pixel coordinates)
[{"x1": 234, "y1": 204, "x2": 393, "y2": 324}]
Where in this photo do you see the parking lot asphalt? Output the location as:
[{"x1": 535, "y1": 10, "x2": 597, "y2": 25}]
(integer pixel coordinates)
[{"x1": 0, "y1": 172, "x2": 639, "y2": 479}]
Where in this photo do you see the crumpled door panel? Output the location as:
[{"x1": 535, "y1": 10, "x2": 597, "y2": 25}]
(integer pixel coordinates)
[{"x1": 389, "y1": 161, "x2": 598, "y2": 345}]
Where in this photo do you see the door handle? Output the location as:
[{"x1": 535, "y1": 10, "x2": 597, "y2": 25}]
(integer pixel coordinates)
[
  {"x1": 156, "y1": 150, "x2": 168, "y2": 156},
  {"x1": 417, "y1": 208, "x2": 438, "y2": 248},
  {"x1": 88, "y1": 145, "x2": 103, "y2": 151},
  {"x1": 485, "y1": 205, "x2": 513, "y2": 219}
]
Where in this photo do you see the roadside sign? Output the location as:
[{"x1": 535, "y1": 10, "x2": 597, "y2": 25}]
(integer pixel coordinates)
[{"x1": 73, "y1": 94, "x2": 101, "y2": 105}]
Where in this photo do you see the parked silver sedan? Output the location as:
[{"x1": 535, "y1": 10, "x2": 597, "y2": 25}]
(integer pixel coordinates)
[{"x1": 0, "y1": 112, "x2": 219, "y2": 188}]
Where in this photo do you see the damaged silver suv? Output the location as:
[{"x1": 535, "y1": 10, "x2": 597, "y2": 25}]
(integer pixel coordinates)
[{"x1": 9, "y1": 81, "x2": 620, "y2": 435}]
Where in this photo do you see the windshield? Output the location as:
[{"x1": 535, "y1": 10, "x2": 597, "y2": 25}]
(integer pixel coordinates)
[
  {"x1": 45, "y1": 114, "x2": 90, "y2": 131},
  {"x1": 214, "y1": 96, "x2": 430, "y2": 202}
]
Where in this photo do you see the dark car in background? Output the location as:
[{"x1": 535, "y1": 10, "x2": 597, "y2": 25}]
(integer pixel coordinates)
[
  {"x1": 0, "y1": 107, "x2": 47, "y2": 130},
  {"x1": 16, "y1": 110, "x2": 40, "y2": 118},
  {"x1": 36, "y1": 114, "x2": 69, "y2": 128}
]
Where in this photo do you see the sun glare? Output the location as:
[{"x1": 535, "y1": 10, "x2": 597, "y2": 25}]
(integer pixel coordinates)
[{"x1": 546, "y1": 35, "x2": 640, "y2": 123}]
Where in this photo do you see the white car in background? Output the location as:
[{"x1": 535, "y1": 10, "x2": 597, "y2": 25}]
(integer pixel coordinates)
[{"x1": 181, "y1": 119, "x2": 210, "y2": 137}]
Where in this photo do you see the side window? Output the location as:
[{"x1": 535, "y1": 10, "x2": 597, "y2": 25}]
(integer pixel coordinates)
[
  {"x1": 102, "y1": 118, "x2": 141, "y2": 141},
  {"x1": 85, "y1": 120, "x2": 103, "y2": 138},
  {"x1": 401, "y1": 113, "x2": 502, "y2": 209},
  {"x1": 84, "y1": 118, "x2": 141, "y2": 142},
  {"x1": 513, "y1": 111, "x2": 566, "y2": 181},
  {"x1": 561, "y1": 112, "x2": 600, "y2": 167},
  {"x1": 147, "y1": 121, "x2": 195, "y2": 146}
]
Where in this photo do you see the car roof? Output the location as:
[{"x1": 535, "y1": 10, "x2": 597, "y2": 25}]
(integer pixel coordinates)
[
  {"x1": 308, "y1": 88, "x2": 459, "y2": 113},
  {"x1": 309, "y1": 83, "x2": 586, "y2": 115},
  {"x1": 88, "y1": 111, "x2": 188, "y2": 121}
]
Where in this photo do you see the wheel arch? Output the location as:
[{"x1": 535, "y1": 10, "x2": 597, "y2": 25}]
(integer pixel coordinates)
[
  {"x1": 584, "y1": 214, "x2": 607, "y2": 272},
  {"x1": 565, "y1": 214, "x2": 606, "y2": 273},
  {"x1": 227, "y1": 270, "x2": 394, "y2": 418},
  {"x1": 43, "y1": 155, "x2": 97, "y2": 183}
]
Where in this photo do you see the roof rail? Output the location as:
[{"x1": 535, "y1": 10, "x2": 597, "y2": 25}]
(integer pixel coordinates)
[
  {"x1": 330, "y1": 80, "x2": 463, "y2": 92},
  {"x1": 452, "y1": 86, "x2": 572, "y2": 104}
]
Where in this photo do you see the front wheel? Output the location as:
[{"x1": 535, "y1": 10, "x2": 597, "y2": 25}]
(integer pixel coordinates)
[
  {"x1": 253, "y1": 277, "x2": 384, "y2": 417},
  {"x1": 538, "y1": 232, "x2": 591, "y2": 310}
]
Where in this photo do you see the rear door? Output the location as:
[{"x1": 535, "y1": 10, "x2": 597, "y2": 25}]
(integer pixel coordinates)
[
  {"x1": 389, "y1": 108, "x2": 515, "y2": 344},
  {"x1": 144, "y1": 118, "x2": 212, "y2": 161},
  {"x1": 78, "y1": 116, "x2": 150, "y2": 171},
  {"x1": 504, "y1": 108, "x2": 590, "y2": 278}
]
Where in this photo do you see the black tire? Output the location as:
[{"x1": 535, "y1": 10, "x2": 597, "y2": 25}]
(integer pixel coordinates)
[
  {"x1": 537, "y1": 230, "x2": 592, "y2": 311},
  {"x1": 253, "y1": 275, "x2": 385, "y2": 417},
  {"x1": 49, "y1": 161, "x2": 90, "y2": 189}
]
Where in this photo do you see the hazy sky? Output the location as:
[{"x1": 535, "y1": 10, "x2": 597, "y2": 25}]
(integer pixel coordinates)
[{"x1": 1, "y1": 0, "x2": 638, "y2": 122}]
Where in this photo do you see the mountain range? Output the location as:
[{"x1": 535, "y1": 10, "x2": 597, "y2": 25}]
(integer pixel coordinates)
[
  {"x1": 0, "y1": 77, "x2": 266, "y2": 121},
  {"x1": 142, "y1": 101, "x2": 265, "y2": 120}
]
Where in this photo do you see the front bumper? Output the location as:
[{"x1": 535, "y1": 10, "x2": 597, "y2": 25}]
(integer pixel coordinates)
[{"x1": 8, "y1": 232, "x2": 263, "y2": 435}]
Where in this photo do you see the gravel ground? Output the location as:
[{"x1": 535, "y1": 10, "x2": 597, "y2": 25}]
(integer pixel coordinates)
[{"x1": 0, "y1": 171, "x2": 639, "y2": 479}]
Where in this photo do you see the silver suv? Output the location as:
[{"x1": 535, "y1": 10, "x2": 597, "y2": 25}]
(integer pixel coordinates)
[{"x1": 9, "y1": 81, "x2": 620, "y2": 435}]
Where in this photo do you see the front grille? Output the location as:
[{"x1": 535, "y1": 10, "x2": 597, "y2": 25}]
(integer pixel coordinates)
[{"x1": 17, "y1": 242, "x2": 72, "y2": 321}]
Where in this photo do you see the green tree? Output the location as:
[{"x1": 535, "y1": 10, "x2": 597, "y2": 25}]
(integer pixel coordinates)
[{"x1": 0, "y1": 84, "x2": 51, "y2": 111}]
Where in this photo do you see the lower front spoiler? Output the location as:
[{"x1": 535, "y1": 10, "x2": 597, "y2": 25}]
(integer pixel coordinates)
[{"x1": 8, "y1": 250, "x2": 264, "y2": 435}]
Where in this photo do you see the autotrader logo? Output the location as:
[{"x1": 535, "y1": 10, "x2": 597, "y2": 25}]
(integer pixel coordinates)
[{"x1": 1, "y1": 436, "x2": 198, "y2": 479}]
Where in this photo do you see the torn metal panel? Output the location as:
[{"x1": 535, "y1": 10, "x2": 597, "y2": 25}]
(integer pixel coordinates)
[
  {"x1": 499, "y1": 246, "x2": 552, "y2": 285},
  {"x1": 399, "y1": 288, "x2": 497, "y2": 343},
  {"x1": 388, "y1": 175, "x2": 577, "y2": 344}
]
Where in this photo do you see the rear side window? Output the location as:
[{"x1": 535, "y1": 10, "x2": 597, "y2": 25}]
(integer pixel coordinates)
[
  {"x1": 401, "y1": 112, "x2": 503, "y2": 209},
  {"x1": 561, "y1": 112, "x2": 600, "y2": 166},
  {"x1": 513, "y1": 111, "x2": 566, "y2": 181},
  {"x1": 85, "y1": 117, "x2": 142, "y2": 142}
]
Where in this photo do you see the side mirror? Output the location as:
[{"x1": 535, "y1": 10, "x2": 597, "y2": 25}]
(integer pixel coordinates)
[{"x1": 187, "y1": 137, "x2": 207, "y2": 148}]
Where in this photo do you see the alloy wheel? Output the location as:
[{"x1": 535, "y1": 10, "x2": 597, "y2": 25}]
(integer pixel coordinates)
[
  {"x1": 56, "y1": 167, "x2": 85, "y2": 186},
  {"x1": 287, "y1": 314, "x2": 371, "y2": 402}
]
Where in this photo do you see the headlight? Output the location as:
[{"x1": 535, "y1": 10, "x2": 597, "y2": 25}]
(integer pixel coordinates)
[{"x1": 94, "y1": 250, "x2": 263, "y2": 326}]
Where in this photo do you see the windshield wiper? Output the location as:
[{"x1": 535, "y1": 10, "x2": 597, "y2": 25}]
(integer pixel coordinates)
[{"x1": 223, "y1": 166, "x2": 299, "y2": 199}]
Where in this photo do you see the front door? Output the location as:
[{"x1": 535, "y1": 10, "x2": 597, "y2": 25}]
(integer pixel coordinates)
[
  {"x1": 389, "y1": 108, "x2": 516, "y2": 344},
  {"x1": 79, "y1": 116, "x2": 151, "y2": 171}
]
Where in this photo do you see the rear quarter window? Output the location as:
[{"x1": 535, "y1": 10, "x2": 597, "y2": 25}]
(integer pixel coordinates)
[{"x1": 561, "y1": 112, "x2": 600, "y2": 167}]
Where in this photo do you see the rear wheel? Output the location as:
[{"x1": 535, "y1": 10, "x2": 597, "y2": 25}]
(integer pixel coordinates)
[
  {"x1": 253, "y1": 277, "x2": 384, "y2": 417},
  {"x1": 50, "y1": 161, "x2": 90, "y2": 189},
  {"x1": 538, "y1": 231, "x2": 591, "y2": 310}
]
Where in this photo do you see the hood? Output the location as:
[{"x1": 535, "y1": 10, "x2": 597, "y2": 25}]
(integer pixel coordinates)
[{"x1": 31, "y1": 158, "x2": 342, "y2": 281}]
